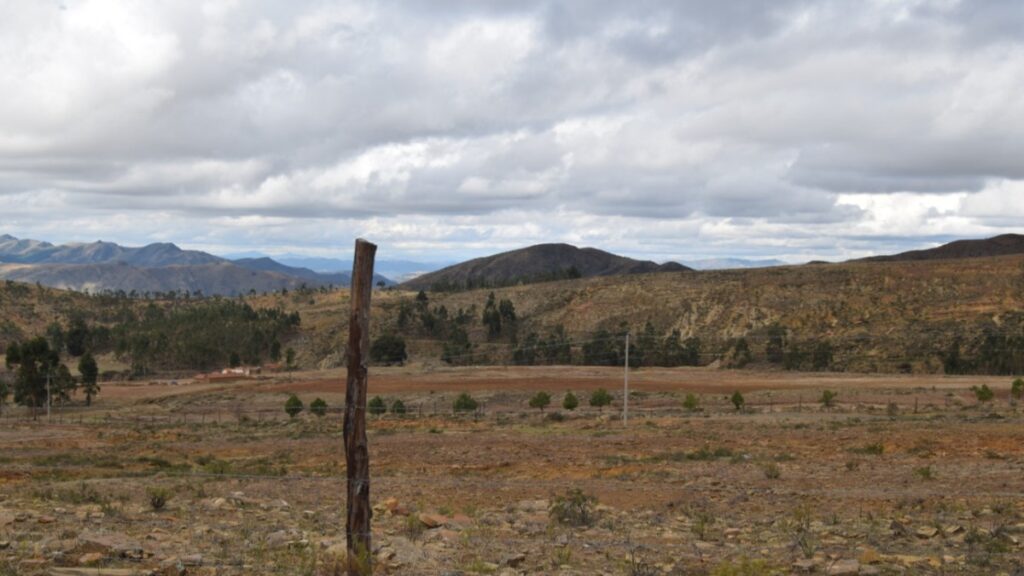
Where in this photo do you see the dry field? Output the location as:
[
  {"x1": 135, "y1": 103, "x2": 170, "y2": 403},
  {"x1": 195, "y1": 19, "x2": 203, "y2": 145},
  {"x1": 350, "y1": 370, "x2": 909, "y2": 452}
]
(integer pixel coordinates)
[{"x1": 1, "y1": 366, "x2": 1022, "y2": 575}]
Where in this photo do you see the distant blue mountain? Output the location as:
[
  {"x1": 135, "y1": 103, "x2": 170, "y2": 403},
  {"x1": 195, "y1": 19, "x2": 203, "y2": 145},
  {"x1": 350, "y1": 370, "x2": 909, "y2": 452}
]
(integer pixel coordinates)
[
  {"x1": 683, "y1": 258, "x2": 788, "y2": 270},
  {"x1": 222, "y1": 251, "x2": 450, "y2": 282},
  {"x1": 0, "y1": 234, "x2": 394, "y2": 295}
]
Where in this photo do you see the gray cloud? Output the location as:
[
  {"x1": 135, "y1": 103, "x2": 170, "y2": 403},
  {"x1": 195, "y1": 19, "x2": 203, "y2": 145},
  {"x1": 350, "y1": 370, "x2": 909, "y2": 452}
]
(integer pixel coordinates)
[{"x1": 0, "y1": 0, "x2": 1022, "y2": 262}]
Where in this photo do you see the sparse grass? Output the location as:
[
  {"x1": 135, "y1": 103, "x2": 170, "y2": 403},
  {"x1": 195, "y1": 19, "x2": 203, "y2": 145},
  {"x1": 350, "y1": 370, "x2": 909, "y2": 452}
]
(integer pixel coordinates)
[
  {"x1": 688, "y1": 507, "x2": 717, "y2": 541},
  {"x1": 711, "y1": 558, "x2": 780, "y2": 576},
  {"x1": 850, "y1": 442, "x2": 885, "y2": 455},
  {"x1": 789, "y1": 506, "x2": 818, "y2": 559},
  {"x1": 914, "y1": 465, "x2": 936, "y2": 481},
  {"x1": 33, "y1": 481, "x2": 108, "y2": 505},
  {"x1": 403, "y1": 511, "x2": 424, "y2": 541}
]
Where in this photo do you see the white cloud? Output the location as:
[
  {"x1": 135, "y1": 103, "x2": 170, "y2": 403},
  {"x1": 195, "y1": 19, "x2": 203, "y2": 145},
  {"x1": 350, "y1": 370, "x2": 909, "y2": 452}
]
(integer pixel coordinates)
[{"x1": 1, "y1": 0, "x2": 1023, "y2": 262}]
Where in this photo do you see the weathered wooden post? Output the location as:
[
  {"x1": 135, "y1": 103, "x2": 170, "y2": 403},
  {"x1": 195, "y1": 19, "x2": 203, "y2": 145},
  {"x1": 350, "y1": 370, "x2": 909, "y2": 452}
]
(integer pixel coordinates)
[{"x1": 345, "y1": 238, "x2": 376, "y2": 575}]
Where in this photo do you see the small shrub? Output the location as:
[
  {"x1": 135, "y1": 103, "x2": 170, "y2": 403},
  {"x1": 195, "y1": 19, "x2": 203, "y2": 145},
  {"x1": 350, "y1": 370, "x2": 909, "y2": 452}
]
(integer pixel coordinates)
[
  {"x1": 626, "y1": 546, "x2": 656, "y2": 576},
  {"x1": 391, "y1": 399, "x2": 407, "y2": 415},
  {"x1": 682, "y1": 393, "x2": 700, "y2": 412},
  {"x1": 284, "y1": 394, "x2": 304, "y2": 418},
  {"x1": 688, "y1": 507, "x2": 716, "y2": 540},
  {"x1": 529, "y1": 391, "x2": 551, "y2": 411},
  {"x1": 790, "y1": 506, "x2": 817, "y2": 559},
  {"x1": 453, "y1": 392, "x2": 478, "y2": 413},
  {"x1": 820, "y1": 389, "x2": 837, "y2": 409},
  {"x1": 1011, "y1": 378, "x2": 1023, "y2": 400},
  {"x1": 762, "y1": 462, "x2": 781, "y2": 479},
  {"x1": 562, "y1": 392, "x2": 579, "y2": 411},
  {"x1": 147, "y1": 487, "x2": 171, "y2": 511},
  {"x1": 549, "y1": 488, "x2": 597, "y2": 527},
  {"x1": 546, "y1": 411, "x2": 565, "y2": 422},
  {"x1": 368, "y1": 396, "x2": 387, "y2": 416},
  {"x1": 589, "y1": 388, "x2": 612, "y2": 411},
  {"x1": 730, "y1": 391, "x2": 745, "y2": 411},
  {"x1": 310, "y1": 397, "x2": 328, "y2": 417},
  {"x1": 971, "y1": 384, "x2": 994, "y2": 403}
]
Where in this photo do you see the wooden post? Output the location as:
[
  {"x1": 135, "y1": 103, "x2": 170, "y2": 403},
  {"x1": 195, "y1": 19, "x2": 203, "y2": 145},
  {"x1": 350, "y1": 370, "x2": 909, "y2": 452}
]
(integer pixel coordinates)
[{"x1": 345, "y1": 238, "x2": 376, "y2": 575}]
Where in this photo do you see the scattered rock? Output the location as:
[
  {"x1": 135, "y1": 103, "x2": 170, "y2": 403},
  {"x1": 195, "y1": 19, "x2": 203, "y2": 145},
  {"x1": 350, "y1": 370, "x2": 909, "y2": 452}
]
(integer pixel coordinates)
[
  {"x1": 827, "y1": 559, "x2": 860, "y2": 576},
  {"x1": 503, "y1": 552, "x2": 526, "y2": 567},
  {"x1": 266, "y1": 529, "x2": 305, "y2": 550},
  {"x1": 857, "y1": 547, "x2": 881, "y2": 565},
  {"x1": 915, "y1": 526, "x2": 939, "y2": 539},
  {"x1": 792, "y1": 558, "x2": 816, "y2": 573},
  {"x1": 419, "y1": 513, "x2": 447, "y2": 529},
  {"x1": 78, "y1": 552, "x2": 105, "y2": 566},
  {"x1": 77, "y1": 532, "x2": 144, "y2": 560}
]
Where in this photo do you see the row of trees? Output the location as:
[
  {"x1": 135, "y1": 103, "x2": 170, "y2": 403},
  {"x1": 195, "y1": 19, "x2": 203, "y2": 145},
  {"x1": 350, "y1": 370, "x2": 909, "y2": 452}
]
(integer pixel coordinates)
[
  {"x1": 427, "y1": 266, "x2": 583, "y2": 293},
  {"x1": 110, "y1": 300, "x2": 300, "y2": 374},
  {"x1": 3, "y1": 338, "x2": 99, "y2": 415}
]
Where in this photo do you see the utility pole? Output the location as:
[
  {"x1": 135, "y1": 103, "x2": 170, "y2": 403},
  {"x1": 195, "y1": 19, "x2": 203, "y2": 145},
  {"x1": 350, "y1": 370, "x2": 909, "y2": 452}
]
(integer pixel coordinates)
[
  {"x1": 46, "y1": 368, "x2": 52, "y2": 423},
  {"x1": 345, "y1": 238, "x2": 376, "y2": 576},
  {"x1": 623, "y1": 332, "x2": 630, "y2": 426}
]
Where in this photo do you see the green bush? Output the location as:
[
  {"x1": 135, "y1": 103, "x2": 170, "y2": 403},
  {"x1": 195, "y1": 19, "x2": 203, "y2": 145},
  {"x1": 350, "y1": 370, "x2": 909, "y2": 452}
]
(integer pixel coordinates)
[
  {"x1": 562, "y1": 392, "x2": 579, "y2": 411},
  {"x1": 549, "y1": 488, "x2": 597, "y2": 527},
  {"x1": 1011, "y1": 378, "x2": 1023, "y2": 400},
  {"x1": 820, "y1": 389, "x2": 837, "y2": 408},
  {"x1": 368, "y1": 396, "x2": 387, "y2": 416},
  {"x1": 682, "y1": 393, "x2": 700, "y2": 412},
  {"x1": 370, "y1": 334, "x2": 408, "y2": 365},
  {"x1": 391, "y1": 399, "x2": 407, "y2": 415},
  {"x1": 730, "y1": 391, "x2": 745, "y2": 411},
  {"x1": 589, "y1": 388, "x2": 612, "y2": 411},
  {"x1": 284, "y1": 394, "x2": 303, "y2": 418},
  {"x1": 529, "y1": 391, "x2": 551, "y2": 411},
  {"x1": 310, "y1": 397, "x2": 328, "y2": 417},
  {"x1": 453, "y1": 392, "x2": 478, "y2": 413},
  {"x1": 971, "y1": 384, "x2": 994, "y2": 402}
]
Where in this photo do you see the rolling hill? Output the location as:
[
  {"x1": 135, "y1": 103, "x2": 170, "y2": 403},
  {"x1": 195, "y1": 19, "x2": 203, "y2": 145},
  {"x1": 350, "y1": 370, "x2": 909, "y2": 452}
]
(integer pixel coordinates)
[
  {"x1": 861, "y1": 233, "x2": 1024, "y2": 262},
  {"x1": 401, "y1": 243, "x2": 690, "y2": 290},
  {"x1": 3, "y1": 251, "x2": 1024, "y2": 375}
]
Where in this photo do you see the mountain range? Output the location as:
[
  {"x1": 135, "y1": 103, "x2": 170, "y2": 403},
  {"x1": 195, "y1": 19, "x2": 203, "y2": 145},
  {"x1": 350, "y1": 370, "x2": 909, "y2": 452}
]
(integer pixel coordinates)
[
  {"x1": 0, "y1": 235, "x2": 390, "y2": 296},
  {"x1": 3, "y1": 232, "x2": 1022, "y2": 297}
]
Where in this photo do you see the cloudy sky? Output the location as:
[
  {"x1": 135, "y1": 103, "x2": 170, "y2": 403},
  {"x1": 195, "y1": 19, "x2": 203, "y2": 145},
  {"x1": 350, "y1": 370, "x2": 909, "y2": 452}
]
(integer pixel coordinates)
[{"x1": 2, "y1": 0, "x2": 1023, "y2": 264}]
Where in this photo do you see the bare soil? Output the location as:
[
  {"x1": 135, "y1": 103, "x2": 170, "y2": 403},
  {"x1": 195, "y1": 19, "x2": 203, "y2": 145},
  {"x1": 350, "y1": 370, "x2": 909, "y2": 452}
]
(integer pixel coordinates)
[{"x1": 1, "y1": 367, "x2": 1022, "y2": 575}]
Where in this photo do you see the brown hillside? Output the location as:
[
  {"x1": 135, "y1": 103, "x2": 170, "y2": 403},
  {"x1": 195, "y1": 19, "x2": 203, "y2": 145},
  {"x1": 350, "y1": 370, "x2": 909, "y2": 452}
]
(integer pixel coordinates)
[
  {"x1": 863, "y1": 233, "x2": 1024, "y2": 262},
  {"x1": 4, "y1": 254, "x2": 1024, "y2": 374},
  {"x1": 401, "y1": 243, "x2": 689, "y2": 290}
]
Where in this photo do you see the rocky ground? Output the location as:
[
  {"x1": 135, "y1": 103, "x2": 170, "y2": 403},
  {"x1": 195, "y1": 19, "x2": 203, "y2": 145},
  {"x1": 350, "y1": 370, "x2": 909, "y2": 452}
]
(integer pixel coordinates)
[{"x1": 0, "y1": 367, "x2": 1022, "y2": 575}]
